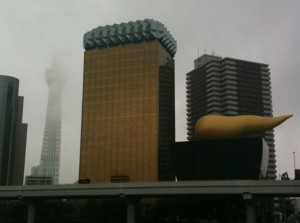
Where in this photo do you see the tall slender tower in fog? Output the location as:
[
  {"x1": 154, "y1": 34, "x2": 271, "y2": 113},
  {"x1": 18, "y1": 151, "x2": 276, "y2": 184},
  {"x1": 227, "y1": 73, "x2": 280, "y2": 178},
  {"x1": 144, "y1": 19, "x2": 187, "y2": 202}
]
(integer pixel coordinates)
[
  {"x1": 0, "y1": 75, "x2": 27, "y2": 185},
  {"x1": 79, "y1": 19, "x2": 176, "y2": 183},
  {"x1": 31, "y1": 67, "x2": 63, "y2": 184},
  {"x1": 186, "y1": 54, "x2": 276, "y2": 179}
]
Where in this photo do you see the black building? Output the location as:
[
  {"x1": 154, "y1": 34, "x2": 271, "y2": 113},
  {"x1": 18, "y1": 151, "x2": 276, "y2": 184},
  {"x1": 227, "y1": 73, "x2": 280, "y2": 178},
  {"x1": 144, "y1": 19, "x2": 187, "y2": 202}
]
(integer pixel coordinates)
[{"x1": 172, "y1": 137, "x2": 269, "y2": 180}]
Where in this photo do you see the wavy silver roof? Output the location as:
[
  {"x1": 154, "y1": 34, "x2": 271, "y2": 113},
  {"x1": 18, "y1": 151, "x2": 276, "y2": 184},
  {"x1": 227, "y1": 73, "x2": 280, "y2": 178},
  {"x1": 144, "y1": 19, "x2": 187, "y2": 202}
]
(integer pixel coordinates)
[{"x1": 83, "y1": 19, "x2": 177, "y2": 56}]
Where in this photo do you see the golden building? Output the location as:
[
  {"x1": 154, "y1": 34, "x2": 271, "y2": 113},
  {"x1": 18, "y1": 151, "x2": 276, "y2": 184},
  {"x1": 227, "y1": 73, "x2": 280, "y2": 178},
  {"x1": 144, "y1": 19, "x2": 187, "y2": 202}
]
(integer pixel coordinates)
[{"x1": 80, "y1": 19, "x2": 176, "y2": 183}]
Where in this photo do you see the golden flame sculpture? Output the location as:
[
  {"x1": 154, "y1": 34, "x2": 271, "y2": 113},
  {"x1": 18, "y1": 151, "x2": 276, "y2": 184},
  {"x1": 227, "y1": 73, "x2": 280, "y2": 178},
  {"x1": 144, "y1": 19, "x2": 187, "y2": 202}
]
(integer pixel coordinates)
[{"x1": 195, "y1": 114, "x2": 293, "y2": 140}]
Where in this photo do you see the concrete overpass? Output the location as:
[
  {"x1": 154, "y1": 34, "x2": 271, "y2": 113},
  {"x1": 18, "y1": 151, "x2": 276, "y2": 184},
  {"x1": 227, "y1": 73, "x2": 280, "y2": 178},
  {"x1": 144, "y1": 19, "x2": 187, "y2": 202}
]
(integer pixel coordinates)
[
  {"x1": 2, "y1": 180, "x2": 300, "y2": 199},
  {"x1": 1, "y1": 180, "x2": 300, "y2": 223}
]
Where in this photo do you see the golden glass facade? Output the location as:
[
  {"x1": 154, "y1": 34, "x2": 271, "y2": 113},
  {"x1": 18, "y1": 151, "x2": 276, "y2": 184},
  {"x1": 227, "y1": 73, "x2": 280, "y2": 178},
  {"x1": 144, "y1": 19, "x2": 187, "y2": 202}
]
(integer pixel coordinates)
[{"x1": 80, "y1": 40, "x2": 175, "y2": 183}]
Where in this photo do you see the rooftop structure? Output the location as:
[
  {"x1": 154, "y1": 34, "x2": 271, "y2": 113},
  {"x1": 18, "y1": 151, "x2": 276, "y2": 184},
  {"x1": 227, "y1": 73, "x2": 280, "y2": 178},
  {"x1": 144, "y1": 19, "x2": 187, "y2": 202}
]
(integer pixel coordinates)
[{"x1": 83, "y1": 19, "x2": 177, "y2": 56}]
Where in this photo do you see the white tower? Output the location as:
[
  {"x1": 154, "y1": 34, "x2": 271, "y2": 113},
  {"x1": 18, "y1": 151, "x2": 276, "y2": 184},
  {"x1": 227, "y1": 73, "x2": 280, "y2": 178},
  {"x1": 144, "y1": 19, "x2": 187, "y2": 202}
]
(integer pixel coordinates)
[{"x1": 31, "y1": 66, "x2": 63, "y2": 184}]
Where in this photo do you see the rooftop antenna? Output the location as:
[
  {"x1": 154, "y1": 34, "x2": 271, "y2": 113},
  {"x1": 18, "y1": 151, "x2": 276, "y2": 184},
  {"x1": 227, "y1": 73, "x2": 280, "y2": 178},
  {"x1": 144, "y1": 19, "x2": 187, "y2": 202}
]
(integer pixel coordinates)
[
  {"x1": 212, "y1": 49, "x2": 215, "y2": 56},
  {"x1": 197, "y1": 45, "x2": 199, "y2": 58}
]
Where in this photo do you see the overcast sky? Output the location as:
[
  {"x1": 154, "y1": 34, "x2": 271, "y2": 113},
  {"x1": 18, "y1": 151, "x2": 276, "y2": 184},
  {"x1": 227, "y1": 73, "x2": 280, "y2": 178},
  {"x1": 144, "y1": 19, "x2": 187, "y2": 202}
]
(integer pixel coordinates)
[{"x1": 0, "y1": 0, "x2": 299, "y2": 183}]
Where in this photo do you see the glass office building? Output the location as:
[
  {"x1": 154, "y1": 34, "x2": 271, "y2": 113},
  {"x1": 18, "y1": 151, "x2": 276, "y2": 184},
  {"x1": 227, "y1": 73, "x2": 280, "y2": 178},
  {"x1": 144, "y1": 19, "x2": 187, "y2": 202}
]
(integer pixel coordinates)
[
  {"x1": 80, "y1": 19, "x2": 176, "y2": 183},
  {"x1": 0, "y1": 75, "x2": 27, "y2": 185}
]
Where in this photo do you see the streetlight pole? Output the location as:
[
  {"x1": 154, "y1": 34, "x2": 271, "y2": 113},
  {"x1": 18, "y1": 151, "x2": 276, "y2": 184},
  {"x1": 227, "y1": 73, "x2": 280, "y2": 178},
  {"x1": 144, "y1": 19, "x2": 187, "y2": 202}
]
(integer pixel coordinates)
[
  {"x1": 293, "y1": 152, "x2": 296, "y2": 179},
  {"x1": 294, "y1": 152, "x2": 296, "y2": 170}
]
